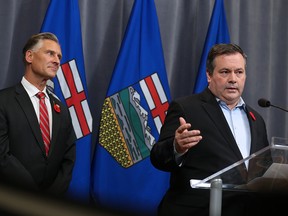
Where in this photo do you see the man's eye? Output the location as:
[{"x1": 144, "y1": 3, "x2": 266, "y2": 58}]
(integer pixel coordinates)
[{"x1": 46, "y1": 51, "x2": 54, "y2": 56}]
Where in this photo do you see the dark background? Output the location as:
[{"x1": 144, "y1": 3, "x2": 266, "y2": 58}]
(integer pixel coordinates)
[
  {"x1": 1, "y1": 0, "x2": 288, "y2": 215},
  {"x1": 1, "y1": 0, "x2": 288, "y2": 167}
]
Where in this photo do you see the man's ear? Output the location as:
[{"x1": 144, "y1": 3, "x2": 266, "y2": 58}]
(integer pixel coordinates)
[
  {"x1": 206, "y1": 71, "x2": 211, "y2": 83},
  {"x1": 25, "y1": 50, "x2": 33, "y2": 63}
]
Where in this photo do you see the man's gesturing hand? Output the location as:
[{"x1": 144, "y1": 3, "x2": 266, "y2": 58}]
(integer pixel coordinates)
[{"x1": 174, "y1": 117, "x2": 202, "y2": 154}]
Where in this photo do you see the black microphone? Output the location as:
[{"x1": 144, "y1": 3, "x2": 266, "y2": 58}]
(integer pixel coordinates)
[{"x1": 258, "y1": 98, "x2": 288, "y2": 112}]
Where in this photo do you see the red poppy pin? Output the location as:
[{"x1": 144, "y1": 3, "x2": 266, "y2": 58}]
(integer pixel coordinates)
[
  {"x1": 249, "y1": 111, "x2": 256, "y2": 121},
  {"x1": 54, "y1": 103, "x2": 61, "y2": 113}
]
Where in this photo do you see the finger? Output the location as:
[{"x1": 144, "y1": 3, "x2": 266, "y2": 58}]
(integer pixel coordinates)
[
  {"x1": 179, "y1": 117, "x2": 186, "y2": 126},
  {"x1": 175, "y1": 134, "x2": 202, "y2": 153},
  {"x1": 177, "y1": 117, "x2": 191, "y2": 133}
]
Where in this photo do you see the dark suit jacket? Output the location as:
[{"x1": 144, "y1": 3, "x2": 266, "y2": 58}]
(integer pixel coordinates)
[
  {"x1": 0, "y1": 83, "x2": 76, "y2": 194},
  {"x1": 150, "y1": 88, "x2": 270, "y2": 216}
]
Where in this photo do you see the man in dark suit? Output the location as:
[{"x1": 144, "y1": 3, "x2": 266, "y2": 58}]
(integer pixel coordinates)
[
  {"x1": 150, "y1": 44, "x2": 270, "y2": 215},
  {"x1": 0, "y1": 32, "x2": 76, "y2": 195}
]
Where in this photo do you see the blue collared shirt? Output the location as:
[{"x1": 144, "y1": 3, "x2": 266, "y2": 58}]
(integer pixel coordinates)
[{"x1": 218, "y1": 97, "x2": 251, "y2": 165}]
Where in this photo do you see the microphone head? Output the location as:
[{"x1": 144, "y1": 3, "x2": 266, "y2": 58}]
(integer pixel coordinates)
[{"x1": 258, "y1": 98, "x2": 271, "y2": 108}]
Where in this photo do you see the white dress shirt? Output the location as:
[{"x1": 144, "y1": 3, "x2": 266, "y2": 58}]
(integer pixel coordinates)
[{"x1": 21, "y1": 77, "x2": 52, "y2": 138}]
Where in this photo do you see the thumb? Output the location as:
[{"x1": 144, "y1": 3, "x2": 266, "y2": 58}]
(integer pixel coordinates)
[
  {"x1": 179, "y1": 117, "x2": 187, "y2": 126},
  {"x1": 177, "y1": 117, "x2": 190, "y2": 134}
]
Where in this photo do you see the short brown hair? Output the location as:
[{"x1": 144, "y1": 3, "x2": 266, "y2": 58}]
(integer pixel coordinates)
[{"x1": 206, "y1": 43, "x2": 247, "y2": 75}]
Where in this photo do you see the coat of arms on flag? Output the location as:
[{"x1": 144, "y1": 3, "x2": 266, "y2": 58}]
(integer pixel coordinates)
[{"x1": 99, "y1": 72, "x2": 169, "y2": 168}]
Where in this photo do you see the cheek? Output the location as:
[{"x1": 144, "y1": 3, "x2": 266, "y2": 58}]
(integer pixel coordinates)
[
  {"x1": 213, "y1": 77, "x2": 225, "y2": 85},
  {"x1": 31, "y1": 61, "x2": 45, "y2": 74},
  {"x1": 239, "y1": 78, "x2": 246, "y2": 86}
]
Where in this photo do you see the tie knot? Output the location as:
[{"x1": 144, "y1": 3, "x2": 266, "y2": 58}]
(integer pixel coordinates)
[{"x1": 37, "y1": 92, "x2": 46, "y2": 99}]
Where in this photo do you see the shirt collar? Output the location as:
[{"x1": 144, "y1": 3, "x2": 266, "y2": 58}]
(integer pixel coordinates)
[
  {"x1": 216, "y1": 97, "x2": 246, "y2": 110},
  {"x1": 21, "y1": 77, "x2": 48, "y2": 98}
]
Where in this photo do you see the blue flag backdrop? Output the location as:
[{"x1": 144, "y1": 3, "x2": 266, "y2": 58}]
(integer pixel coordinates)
[
  {"x1": 91, "y1": 0, "x2": 171, "y2": 215},
  {"x1": 40, "y1": 0, "x2": 93, "y2": 201},
  {"x1": 193, "y1": 0, "x2": 230, "y2": 93}
]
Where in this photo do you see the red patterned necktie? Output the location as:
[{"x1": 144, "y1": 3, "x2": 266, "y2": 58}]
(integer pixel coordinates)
[{"x1": 37, "y1": 92, "x2": 50, "y2": 156}]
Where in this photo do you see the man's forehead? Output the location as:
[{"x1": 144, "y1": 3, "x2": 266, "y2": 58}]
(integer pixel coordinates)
[{"x1": 40, "y1": 40, "x2": 61, "y2": 51}]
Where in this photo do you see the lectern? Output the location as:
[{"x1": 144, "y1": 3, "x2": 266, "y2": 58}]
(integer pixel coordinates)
[{"x1": 190, "y1": 137, "x2": 288, "y2": 216}]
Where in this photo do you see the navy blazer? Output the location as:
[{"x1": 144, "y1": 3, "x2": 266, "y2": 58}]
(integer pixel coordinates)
[
  {"x1": 0, "y1": 83, "x2": 76, "y2": 194},
  {"x1": 150, "y1": 88, "x2": 269, "y2": 215}
]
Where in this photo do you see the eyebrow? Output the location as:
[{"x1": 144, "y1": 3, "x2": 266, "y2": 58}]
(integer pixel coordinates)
[{"x1": 46, "y1": 49, "x2": 62, "y2": 59}]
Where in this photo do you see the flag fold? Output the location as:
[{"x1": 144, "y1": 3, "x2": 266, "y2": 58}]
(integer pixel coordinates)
[
  {"x1": 92, "y1": 0, "x2": 171, "y2": 215},
  {"x1": 41, "y1": 0, "x2": 93, "y2": 201}
]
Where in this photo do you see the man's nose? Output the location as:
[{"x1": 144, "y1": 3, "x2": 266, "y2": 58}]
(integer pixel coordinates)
[
  {"x1": 228, "y1": 72, "x2": 237, "y2": 82},
  {"x1": 53, "y1": 55, "x2": 61, "y2": 64}
]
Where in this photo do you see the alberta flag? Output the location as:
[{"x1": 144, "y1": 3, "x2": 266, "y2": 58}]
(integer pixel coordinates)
[
  {"x1": 91, "y1": 0, "x2": 171, "y2": 215},
  {"x1": 193, "y1": 0, "x2": 230, "y2": 93},
  {"x1": 40, "y1": 0, "x2": 93, "y2": 201}
]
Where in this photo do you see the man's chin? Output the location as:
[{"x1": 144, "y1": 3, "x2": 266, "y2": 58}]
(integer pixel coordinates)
[
  {"x1": 42, "y1": 77, "x2": 54, "y2": 82},
  {"x1": 47, "y1": 73, "x2": 57, "y2": 79}
]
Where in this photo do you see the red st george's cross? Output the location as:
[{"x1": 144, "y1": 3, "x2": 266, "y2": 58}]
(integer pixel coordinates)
[
  {"x1": 59, "y1": 60, "x2": 91, "y2": 137},
  {"x1": 143, "y1": 75, "x2": 169, "y2": 125}
]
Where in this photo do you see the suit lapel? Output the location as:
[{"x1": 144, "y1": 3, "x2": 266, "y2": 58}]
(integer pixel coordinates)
[
  {"x1": 201, "y1": 89, "x2": 244, "y2": 159},
  {"x1": 245, "y1": 106, "x2": 258, "y2": 154},
  {"x1": 48, "y1": 93, "x2": 61, "y2": 155},
  {"x1": 15, "y1": 84, "x2": 46, "y2": 153}
]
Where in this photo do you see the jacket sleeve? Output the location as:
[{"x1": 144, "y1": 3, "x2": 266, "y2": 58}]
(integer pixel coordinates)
[
  {"x1": 0, "y1": 105, "x2": 37, "y2": 189},
  {"x1": 150, "y1": 100, "x2": 186, "y2": 172}
]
